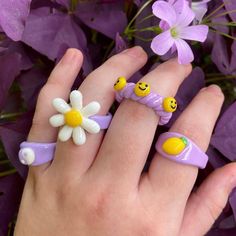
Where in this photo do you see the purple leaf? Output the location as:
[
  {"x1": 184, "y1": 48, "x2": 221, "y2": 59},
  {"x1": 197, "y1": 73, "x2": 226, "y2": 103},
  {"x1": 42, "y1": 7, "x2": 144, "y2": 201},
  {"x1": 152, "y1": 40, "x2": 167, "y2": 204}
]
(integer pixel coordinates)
[
  {"x1": 0, "y1": 53, "x2": 21, "y2": 110},
  {"x1": 115, "y1": 33, "x2": 127, "y2": 53},
  {"x1": 207, "y1": 145, "x2": 228, "y2": 169},
  {"x1": 22, "y1": 10, "x2": 92, "y2": 75},
  {"x1": 223, "y1": 0, "x2": 236, "y2": 21},
  {"x1": 0, "y1": 0, "x2": 32, "y2": 41},
  {"x1": 18, "y1": 67, "x2": 48, "y2": 111},
  {"x1": 230, "y1": 188, "x2": 236, "y2": 223},
  {"x1": 0, "y1": 114, "x2": 33, "y2": 178},
  {"x1": 55, "y1": 0, "x2": 70, "y2": 8},
  {"x1": 168, "y1": 67, "x2": 205, "y2": 126},
  {"x1": 0, "y1": 174, "x2": 24, "y2": 236},
  {"x1": 76, "y1": 2, "x2": 127, "y2": 39},
  {"x1": 211, "y1": 102, "x2": 236, "y2": 161}
]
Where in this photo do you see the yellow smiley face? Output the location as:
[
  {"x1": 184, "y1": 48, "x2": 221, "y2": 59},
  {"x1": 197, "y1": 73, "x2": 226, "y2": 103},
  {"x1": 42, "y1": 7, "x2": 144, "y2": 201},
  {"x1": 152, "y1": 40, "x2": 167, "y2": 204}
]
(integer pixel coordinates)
[
  {"x1": 114, "y1": 77, "x2": 127, "y2": 91},
  {"x1": 163, "y1": 97, "x2": 177, "y2": 112},
  {"x1": 134, "y1": 82, "x2": 150, "y2": 97}
]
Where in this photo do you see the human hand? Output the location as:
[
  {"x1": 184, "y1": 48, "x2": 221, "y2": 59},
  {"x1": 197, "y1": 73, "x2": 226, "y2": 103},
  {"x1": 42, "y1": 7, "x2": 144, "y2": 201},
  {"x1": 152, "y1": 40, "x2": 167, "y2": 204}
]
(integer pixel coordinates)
[{"x1": 14, "y1": 47, "x2": 236, "y2": 236}]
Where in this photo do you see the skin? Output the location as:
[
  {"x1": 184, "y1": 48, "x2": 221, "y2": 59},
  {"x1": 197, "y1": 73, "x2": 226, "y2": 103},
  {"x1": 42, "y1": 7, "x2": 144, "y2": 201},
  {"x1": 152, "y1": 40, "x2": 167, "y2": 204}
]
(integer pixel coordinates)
[{"x1": 14, "y1": 47, "x2": 236, "y2": 236}]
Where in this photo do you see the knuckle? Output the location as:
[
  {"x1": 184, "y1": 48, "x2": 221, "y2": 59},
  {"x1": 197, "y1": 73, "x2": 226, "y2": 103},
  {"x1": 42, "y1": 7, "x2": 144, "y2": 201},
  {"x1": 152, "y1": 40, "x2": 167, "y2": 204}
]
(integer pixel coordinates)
[
  {"x1": 174, "y1": 121, "x2": 206, "y2": 146},
  {"x1": 83, "y1": 185, "x2": 113, "y2": 220}
]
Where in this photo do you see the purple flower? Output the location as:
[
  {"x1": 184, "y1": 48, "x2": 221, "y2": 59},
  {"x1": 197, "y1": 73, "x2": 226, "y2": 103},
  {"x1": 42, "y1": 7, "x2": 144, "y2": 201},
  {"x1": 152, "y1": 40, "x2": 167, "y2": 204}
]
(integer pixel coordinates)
[
  {"x1": 191, "y1": 0, "x2": 211, "y2": 22},
  {"x1": 151, "y1": 0, "x2": 209, "y2": 64}
]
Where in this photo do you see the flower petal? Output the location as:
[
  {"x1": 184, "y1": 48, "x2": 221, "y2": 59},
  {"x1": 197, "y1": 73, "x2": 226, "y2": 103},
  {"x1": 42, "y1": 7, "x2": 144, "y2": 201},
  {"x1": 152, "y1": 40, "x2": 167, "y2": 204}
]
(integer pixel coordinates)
[
  {"x1": 72, "y1": 127, "x2": 86, "y2": 145},
  {"x1": 58, "y1": 125, "x2": 73, "y2": 142},
  {"x1": 151, "y1": 30, "x2": 174, "y2": 56},
  {"x1": 174, "y1": 38, "x2": 194, "y2": 64},
  {"x1": 70, "y1": 90, "x2": 83, "y2": 110},
  {"x1": 176, "y1": 1, "x2": 195, "y2": 27},
  {"x1": 179, "y1": 25, "x2": 209, "y2": 42},
  {"x1": 152, "y1": 1, "x2": 177, "y2": 27},
  {"x1": 191, "y1": 4, "x2": 208, "y2": 22},
  {"x1": 52, "y1": 98, "x2": 71, "y2": 113},
  {"x1": 81, "y1": 118, "x2": 100, "y2": 134},
  {"x1": 81, "y1": 101, "x2": 101, "y2": 117},
  {"x1": 49, "y1": 114, "x2": 65, "y2": 127}
]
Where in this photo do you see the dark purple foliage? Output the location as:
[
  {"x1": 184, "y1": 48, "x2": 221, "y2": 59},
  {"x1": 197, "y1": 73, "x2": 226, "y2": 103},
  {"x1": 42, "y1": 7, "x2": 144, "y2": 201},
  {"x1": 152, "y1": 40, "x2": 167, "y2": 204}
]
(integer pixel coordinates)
[
  {"x1": 0, "y1": 53, "x2": 22, "y2": 110},
  {"x1": 0, "y1": 0, "x2": 32, "y2": 41},
  {"x1": 0, "y1": 174, "x2": 24, "y2": 236},
  {"x1": 211, "y1": 102, "x2": 236, "y2": 162},
  {"x1": 0, "y1": 0, "x2": 235, "y2": 235}
]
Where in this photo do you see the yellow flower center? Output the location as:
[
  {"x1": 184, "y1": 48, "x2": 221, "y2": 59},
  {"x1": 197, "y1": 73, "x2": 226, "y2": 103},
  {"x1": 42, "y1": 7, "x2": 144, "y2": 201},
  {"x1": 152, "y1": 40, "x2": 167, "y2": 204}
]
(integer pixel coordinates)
[{"x1": 64, "y1": 109, "x2": 83, "y2": 127}]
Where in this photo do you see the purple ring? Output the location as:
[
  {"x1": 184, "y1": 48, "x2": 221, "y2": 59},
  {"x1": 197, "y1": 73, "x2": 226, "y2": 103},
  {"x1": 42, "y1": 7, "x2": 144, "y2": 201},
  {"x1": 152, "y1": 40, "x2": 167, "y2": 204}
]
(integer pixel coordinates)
[
  {"x1": 18, "y1": 142, "x2": 56, "y2": 166},
  {"x1": 19, "y1": 113, "x2": 112, "y2": 166},
  {"x1": 115, "y1": 83, "x2": 173, "y2": 125},
  {"x1": 155, "y1": 132, "x2": 208, "y2": 169},
  {"x1": 90, "y1": 113, "x2": 112, "y2": 129}
]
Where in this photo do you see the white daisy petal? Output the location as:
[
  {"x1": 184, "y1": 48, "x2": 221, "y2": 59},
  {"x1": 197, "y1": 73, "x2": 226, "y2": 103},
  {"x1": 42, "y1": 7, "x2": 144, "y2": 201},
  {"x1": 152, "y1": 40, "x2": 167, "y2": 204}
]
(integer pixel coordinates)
[
  {"x1": 49, "y1": 114, "x2": 65, "y2": 127},
  {"x1": 81, "y1": 118, "x2": 100, "y2": 134},
  {"x1": 81, "y1": 102, "x2": 100, "y2": 117},
  {"x1": 72, "y1": 127, "x2": 86, "y2": 145},
  {"x1": 58, "y1": 125, "x2": 73, "y2": 142},
  {"x1": 52, "y1": 98, "x2": 71, "y2": 113},
  {"x1": 70, "y1": 90, "x2": 83, "y2": 110}
]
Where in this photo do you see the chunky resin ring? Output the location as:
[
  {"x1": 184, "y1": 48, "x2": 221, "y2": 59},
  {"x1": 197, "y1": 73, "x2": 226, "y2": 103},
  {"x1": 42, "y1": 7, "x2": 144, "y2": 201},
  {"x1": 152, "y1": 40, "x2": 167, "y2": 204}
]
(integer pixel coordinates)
[
  {"x1": 114, "y1": 77, "x2": 177, "y2": 125},
  {"x1": 18, "y1": 142, "x2": 56, "y2": 166},
  {"x1": 155, "y1": 132, "x2": 208, "y2": 169},
  {"x1": 49, "y1": 90, "x2": 112, "y2": 145}
]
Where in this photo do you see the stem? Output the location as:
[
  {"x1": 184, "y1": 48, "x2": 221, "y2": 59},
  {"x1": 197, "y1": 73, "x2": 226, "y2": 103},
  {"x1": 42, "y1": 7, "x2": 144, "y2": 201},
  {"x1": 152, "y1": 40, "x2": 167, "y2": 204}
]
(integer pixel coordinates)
[
  {"x1": 206, "y1": 22, "x2": 236, "y2": 27},
  {"x1": 213, "y1": 10, "x2": 236, "y2": 19},
  {"x1": 0, "y1": 160, "x2": 10, "y2": 165},
  {"x1": 129, "y1": 26, "x2": 161, "y2": 33},
  {"x1": 0, "y1": 112, "x2": 23, "y2": 119},
  {"x1": 210, "y1": 29, "x2": 236, "y2": 40},
  {"x1": 206, "y1": 75, "x2": 236, "y2": 82},
  {"x1": 136, "y1": 14, "x2": 155, "y2": 25},
  {"x1": 124, "y1": 0, "x2": 153, "y2": 35},
  {"x1": 0, "y1": 169, "x2": 16, "y2": 177},
  {"x1": 203, "y1": 3, "x2": 225, "y2": 22},
  {"x1": 133, "y1": 35, "x2": 153, "y2": 42}
]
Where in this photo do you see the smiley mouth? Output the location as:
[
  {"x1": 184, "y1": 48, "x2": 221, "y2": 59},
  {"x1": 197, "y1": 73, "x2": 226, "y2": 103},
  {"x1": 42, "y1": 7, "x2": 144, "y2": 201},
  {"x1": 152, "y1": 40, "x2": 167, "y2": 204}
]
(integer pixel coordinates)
[
  {"x1": 139, "y1": 86, "x2": 146, "y2": 91},
  {"x1": 171, "y1": 105, "x2": 177, "y2": 109}
]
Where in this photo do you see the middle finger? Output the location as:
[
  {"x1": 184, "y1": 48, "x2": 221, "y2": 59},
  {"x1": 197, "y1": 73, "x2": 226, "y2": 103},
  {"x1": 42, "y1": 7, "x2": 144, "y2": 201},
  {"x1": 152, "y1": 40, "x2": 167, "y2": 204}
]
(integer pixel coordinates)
[{"x1": 91, "y1": 59, "x2": 192, "y2": 189}]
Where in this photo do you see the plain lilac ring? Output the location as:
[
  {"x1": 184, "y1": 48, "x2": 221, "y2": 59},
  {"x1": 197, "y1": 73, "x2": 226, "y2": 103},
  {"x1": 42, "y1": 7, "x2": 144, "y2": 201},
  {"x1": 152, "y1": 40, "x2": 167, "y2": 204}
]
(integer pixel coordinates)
[
  {"x1": 155, "y1": 132, "x2": 208, "y2": 169},
  {"x1": 115, "y1": 83, "x2": 172, "y2": 125},
  {"x1": 18, "y1": 114, "x2": 112, "y2": 166}
]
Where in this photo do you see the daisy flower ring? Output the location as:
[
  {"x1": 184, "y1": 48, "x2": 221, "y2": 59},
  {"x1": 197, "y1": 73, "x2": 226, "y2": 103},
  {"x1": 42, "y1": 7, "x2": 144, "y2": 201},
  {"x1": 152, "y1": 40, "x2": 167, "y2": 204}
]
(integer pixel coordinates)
[{"x1": 49, "y1": 90, "x2": 112, "y2": 145}]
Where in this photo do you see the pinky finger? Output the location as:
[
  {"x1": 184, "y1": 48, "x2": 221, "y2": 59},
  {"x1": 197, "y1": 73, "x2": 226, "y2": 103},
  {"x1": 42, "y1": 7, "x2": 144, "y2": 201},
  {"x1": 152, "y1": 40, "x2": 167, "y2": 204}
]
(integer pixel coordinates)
[{"x1": 180, "y1": 163, "x2": 236, "y2": 236}]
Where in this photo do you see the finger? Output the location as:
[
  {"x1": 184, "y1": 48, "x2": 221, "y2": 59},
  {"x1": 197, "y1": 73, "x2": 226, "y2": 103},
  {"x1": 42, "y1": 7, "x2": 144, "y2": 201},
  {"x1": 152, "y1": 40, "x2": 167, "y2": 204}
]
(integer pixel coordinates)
[
  {"x1": 180, "y1": 163, "x2": 236, "y2": 236},
  {"x1": 142, "y1": 85, "x2": 224, "y2": 231},
  {"x1": 27, "y1": 48, "x2": 83, "y2": 174},
  {"x1": 91, "y1": 59, "x2": 192, "y2": 189},
  {"x1": 50, "y1": 47, "x2": 148, "y2": 177}
]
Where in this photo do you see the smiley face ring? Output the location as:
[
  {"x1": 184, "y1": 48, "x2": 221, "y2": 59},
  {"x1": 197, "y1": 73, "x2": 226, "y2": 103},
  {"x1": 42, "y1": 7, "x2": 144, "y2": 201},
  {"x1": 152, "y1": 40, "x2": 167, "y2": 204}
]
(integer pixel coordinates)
[{"x1": 114, "y1": 77, "x2": 177, "y2": 125}]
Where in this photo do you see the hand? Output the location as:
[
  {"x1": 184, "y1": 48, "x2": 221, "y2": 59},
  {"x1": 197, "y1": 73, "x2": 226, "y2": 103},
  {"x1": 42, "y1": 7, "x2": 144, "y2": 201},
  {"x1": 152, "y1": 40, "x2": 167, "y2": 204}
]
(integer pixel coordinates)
[{"x1": 14, "y1": 47, "x2": 236, "y2": 236}]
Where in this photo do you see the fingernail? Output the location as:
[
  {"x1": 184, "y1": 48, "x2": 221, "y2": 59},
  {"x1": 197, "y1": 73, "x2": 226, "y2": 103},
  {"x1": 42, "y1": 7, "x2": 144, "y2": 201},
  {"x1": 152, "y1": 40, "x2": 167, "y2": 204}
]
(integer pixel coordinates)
[
  {"x1": 121, "y1": 46, "x2": 145, "y2": 57},
  {"x1": 60, "y1": 48, "x2": 80, "y2": 65},
  {"x1": 206, "y1": 84, "x2": 224, "y2": 96}
]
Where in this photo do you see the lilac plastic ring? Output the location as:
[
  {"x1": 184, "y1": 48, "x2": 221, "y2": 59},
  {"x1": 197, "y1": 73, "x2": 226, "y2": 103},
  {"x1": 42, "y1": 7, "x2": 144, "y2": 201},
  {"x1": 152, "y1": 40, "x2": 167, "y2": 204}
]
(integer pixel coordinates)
[
  {"x1": 155, "y1": 132, "x2": 208, "y2": 169},
  {"x1": 115, "y1": 83, "x2": 173, "y2": 125},
  {"x1": 18, "y1": 142, "x2": 56, "y2": 166},
  {"x1": 90, "y1": 113, "x2": 112, "y2": 129}
]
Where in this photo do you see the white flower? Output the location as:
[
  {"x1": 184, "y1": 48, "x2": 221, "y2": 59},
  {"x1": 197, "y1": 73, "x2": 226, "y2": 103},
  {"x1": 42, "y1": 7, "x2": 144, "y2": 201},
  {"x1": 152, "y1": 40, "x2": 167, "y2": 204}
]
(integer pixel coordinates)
[{"x1": 49, "y1": 90, "x2": 101, "y2": 145}]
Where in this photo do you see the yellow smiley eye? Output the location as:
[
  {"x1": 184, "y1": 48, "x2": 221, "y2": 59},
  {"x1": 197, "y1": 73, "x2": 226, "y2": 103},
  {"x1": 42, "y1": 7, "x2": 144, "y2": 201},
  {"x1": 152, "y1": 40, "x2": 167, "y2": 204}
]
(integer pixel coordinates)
[
  {"x1": 114, "y1": 76, "x2": 127, "y2": 91},
  {"x1": 134, "y1": 82, "x2": 150, "y2": 97},
  {"x1": 163, "y1": 97, "x2": 177, "y2": 112},
  {"x1": 162, "y1": 137, "x2": 187, "y2": 155}
]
